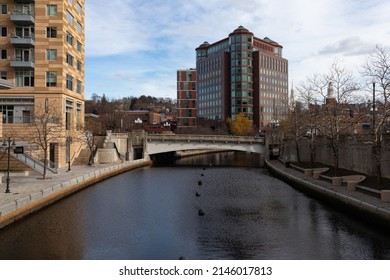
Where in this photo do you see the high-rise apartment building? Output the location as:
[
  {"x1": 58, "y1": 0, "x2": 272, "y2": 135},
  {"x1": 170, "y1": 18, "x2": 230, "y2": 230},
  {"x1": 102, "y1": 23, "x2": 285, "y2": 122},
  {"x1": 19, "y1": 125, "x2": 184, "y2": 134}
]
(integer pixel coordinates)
[
  {"x1": 177, "y1": 69, "x2": 196, "y2": 128},
  {"x1": 0, "y1": 0, "x2": 85, "y2": 167},
  {"x1": 196, "y1": 26, "x2": 288, "y2": 131}
]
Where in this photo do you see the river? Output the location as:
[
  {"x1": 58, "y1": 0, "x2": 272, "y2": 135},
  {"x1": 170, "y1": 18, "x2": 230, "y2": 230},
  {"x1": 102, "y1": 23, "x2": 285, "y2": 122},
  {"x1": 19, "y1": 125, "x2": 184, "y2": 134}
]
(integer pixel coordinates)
[{"x1": 0, "y1": 152, "x2": 389, "y2": 259}]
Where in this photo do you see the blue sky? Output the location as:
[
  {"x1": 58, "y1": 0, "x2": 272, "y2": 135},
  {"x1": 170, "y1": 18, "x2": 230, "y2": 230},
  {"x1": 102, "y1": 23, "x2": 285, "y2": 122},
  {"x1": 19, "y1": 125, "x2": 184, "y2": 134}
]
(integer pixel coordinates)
[{"x1": 84, "y1": 0, "x2": 390, "y2": 100}]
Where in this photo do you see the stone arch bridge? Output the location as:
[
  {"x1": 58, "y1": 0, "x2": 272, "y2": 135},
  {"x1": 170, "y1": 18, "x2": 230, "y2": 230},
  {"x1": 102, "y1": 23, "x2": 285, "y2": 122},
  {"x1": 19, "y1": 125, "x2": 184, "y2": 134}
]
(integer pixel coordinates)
[{"x1": 99, "y1": 131, "x2": 265, "y2": 164}]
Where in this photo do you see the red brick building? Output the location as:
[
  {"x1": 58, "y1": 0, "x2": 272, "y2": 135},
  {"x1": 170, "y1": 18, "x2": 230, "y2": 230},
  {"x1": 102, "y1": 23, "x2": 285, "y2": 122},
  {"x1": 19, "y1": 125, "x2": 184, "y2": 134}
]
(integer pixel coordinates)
[{"x1": 177, "y1": 69, "x2": 197, "y2": 128}]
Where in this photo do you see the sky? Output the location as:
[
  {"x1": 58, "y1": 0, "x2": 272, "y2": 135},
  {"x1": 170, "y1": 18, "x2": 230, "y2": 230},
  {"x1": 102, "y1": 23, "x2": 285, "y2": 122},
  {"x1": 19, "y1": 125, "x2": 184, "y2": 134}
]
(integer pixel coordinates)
[{"x1": 84, "y1": 0, "x2": 390, "y2": 101}]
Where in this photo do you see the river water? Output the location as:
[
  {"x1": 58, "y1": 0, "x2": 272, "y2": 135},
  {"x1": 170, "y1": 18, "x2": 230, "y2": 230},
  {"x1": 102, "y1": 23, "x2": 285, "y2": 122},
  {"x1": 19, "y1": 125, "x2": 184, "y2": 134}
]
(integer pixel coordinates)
[{"x1": 0, "y1": 152, "x2": 389, "y2": 260}]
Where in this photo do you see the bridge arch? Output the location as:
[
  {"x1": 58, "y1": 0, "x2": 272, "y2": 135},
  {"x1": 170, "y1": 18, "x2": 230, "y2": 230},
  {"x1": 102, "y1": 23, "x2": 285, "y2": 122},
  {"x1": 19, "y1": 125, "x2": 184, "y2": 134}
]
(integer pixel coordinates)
[{"x1": 145, "y1": 134, "x2": 265, "y2": 155}]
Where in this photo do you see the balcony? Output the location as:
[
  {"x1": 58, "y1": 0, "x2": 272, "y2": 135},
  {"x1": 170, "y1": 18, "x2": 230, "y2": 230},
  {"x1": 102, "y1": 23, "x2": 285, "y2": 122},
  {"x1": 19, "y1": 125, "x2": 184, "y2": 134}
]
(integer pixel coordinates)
[
  {"x1": 0, "y1": 79, "x2": 14, "y2": 89},
  {"x1": 11, "y1": 10, "x2": 35, "y2": 25},
  {"x1": 10, "y1": 33, "x2": 35, "y2": 47},
  {"x1": 10, "y1": 58, "x2": 34, "y2": 69}
]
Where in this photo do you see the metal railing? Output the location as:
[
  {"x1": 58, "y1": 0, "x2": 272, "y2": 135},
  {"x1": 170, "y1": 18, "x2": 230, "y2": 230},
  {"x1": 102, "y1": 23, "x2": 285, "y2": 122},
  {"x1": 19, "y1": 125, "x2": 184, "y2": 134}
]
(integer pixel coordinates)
[
  {"x1": 1, "y1": 116, "x2": 32, "y2": 124},
  {"x1": 12, "y1": 9, "x2": 35, "y2": 17},
  {"x1": 11, "y1": 32, "x2": 35, "y2": 40},
  {"x1": 11, "y1": 56, "x2": 35, "y2": 63},
  {"x1": 146, "y1": 134, "x2": 265, "y2": 144},
  {"x1": 113, "y1": 142, "x2": 123, "y2": 160},
  {"x1": 12, "y1": 152, "x2": 58, "y2": 174}
]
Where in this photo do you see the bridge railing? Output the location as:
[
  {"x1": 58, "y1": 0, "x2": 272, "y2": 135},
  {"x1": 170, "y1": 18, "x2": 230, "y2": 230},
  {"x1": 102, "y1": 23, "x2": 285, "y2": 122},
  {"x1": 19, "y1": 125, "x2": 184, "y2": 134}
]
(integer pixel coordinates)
[{"x1": 146, "y1": 134, "x2": 264, "y2": 144}]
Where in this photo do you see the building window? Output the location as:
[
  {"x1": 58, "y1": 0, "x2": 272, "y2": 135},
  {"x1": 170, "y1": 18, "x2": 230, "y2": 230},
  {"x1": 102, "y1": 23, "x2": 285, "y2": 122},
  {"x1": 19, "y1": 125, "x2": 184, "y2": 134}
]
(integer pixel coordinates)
[
  {"x1": 77, "y1": 60, "x2": 82, "y2": 71},
  {"x1": 66, "y1": 31, "x2": 73, "y2": 45},
  {"x1": 47, "y1": 5, "x2": 57, "y2": 16},
  {"x1": 15, "y1": 70, "x2": 34, "y2": 87},
  {"x1": 1, "y1": 26, "x2": 7, "y2": 37},
  {"x1": 76, "y1": 80, "x2": 82, "y2": 94},
  {"x1": 76, "y1": 102, "x2": 82, "y2": 129},
  {"x1": 76, "y1": 22, "x2": 82, "y2": 33},
  {"x1": 69, "y1": 0, "x2": 74, "y2": 4},
  {"x1": 76, "y1": 2, "x2": 82, "y2": 14},
  {"x1": 46, "y1": 49, "x2": 57, "y2": 60},
  {"x1": 15, "y1": 26, "x2": 33, "y2": 38},
  {"x1": 77, "y1": 41, "x2": 82, "y2": 52},
  {"x1": 46, "y1": 72, "x2": 57, "y2": 87},
  {"x1": 1, "y1": 4, "x2": 7, "y2": 15},
  {"x1": 0, "y1": 105, "x2": 14, "y2": 124},
  {"x1": 65, "y1": 100, "x2": 73, "y2": 130},
  {"x1": 47, "y1": 27, "x2": 57, "y2": 38},
  {"x1": 66, "y1": 53, "x2": 74, "y2": 66},
  {"x1": 15, "y1": 48, "x2": 34, "y2": 63},
  {"x1": 66, "y1": 74, "x2": 73, "y2": 91},
  {"x1": 1, "y1": 49, "x2": 6, "y2": 59},
  {"x1": 66, "y1": 10, "x2": 74, "y2": 25}
]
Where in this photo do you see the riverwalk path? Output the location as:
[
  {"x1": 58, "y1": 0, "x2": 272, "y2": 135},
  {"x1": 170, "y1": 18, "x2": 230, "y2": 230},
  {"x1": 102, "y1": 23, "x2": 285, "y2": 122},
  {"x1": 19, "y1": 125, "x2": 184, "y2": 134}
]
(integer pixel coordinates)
[
  {"x1": 0, "y1": 159, "x2": 152, "y2": 229},
  {"x1": 266, "y1": 160, "x2": 390, "y2": 230}
]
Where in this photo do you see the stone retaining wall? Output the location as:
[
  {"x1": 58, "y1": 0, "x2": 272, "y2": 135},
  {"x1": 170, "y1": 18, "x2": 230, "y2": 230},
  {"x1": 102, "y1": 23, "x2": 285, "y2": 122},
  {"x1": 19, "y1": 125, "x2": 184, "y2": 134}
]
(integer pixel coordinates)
[
  {"x1": 0, "y1": 159, "x2": 152, "y2": 229},
  {"x1": 282, "y1": 136, "x2": 390, "y2": 178},
  {"x1": 266, "y1": 160, "x2": 390, "y2": 231}
]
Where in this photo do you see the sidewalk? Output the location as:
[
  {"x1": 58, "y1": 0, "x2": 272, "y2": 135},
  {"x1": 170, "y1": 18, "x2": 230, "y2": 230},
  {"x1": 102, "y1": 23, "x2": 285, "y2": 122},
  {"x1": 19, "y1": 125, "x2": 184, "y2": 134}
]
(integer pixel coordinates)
[
  {"x1": 266, "y1": 160, "x2": 390, "y2": 229},
  {"x1": 0, "y1": 159, "x2": 151, "y2": 229}
]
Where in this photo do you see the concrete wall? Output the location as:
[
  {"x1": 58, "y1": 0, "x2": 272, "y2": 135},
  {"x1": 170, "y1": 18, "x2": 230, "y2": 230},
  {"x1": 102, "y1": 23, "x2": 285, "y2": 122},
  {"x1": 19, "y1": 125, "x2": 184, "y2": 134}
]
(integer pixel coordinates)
[
  {"x1": 283, "y1": 136, "x2": 390, "y2": 178},
  {"x1": 105, "y1": 131, "x2": 129, "y2": 155},
  {"x1": 97, "y1": 149, "x2": 120, "y2": 164}
]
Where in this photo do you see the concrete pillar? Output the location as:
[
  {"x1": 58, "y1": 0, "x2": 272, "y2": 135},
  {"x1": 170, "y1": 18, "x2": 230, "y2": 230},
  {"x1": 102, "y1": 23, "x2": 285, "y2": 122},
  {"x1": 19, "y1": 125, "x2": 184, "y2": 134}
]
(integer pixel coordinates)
[
  {"x1": 127, "y1": 132, "x2": 133, "y2": 161},
  {"x1": 304, "y1": 169, "x2": 313, "y2": 176},
  {"x1": 259, "y1": 154, "x2": 265, "y2": 167},
  {"x1": 143, "y1": 131, "x2": 149, "y2": 160},
  {"x1": 332, "y1": 177, "x2": 342, "y2": 186},
  {"x1": 312, "y1": 170, "x2": 321, "y2": 179},
  {"x1": 381, "y1": 190, "x2": 390, "y2": 202},
  {"x1": 347, "y1": 181, "x2": 357, "y2": 191}
]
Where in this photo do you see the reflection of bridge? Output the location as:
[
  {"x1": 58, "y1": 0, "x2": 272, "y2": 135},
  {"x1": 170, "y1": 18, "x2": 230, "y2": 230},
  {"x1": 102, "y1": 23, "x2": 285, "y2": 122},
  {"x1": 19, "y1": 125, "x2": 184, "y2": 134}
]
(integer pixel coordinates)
[{"x1": 145, "y1": 134, "x2": 265, "y2": 155}]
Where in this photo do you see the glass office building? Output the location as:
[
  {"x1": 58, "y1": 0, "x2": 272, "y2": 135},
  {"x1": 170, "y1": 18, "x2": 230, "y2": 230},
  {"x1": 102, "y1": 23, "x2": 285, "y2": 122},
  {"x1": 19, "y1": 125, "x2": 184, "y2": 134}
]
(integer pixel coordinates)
[{"x1": 196, "y1": 26, "x2": 288, "y2": 131}]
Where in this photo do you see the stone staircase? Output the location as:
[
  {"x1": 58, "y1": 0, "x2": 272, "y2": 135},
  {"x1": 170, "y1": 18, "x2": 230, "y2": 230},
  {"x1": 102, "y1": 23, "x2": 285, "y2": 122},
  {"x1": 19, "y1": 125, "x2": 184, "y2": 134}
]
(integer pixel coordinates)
[
  {"x1": 73, "y1": 148, "x2": 91, "y2": 165},
  {"x1": 12, "y1": 153, "x2": 58, "y2": 175}
]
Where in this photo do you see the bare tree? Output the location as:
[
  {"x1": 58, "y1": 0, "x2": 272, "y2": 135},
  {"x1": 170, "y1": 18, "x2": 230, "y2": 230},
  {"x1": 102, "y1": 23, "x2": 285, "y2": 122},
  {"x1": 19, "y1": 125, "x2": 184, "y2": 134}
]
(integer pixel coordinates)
[
  {"x1": 297, "y1": 75, "x2": 326, "y2": 105},
  {"x1": 294, "y1": 61, "x2": 361, "y2": 171},
  {"x1": 84, "y1": 116, "x2": 103, "y2": 165},
  {"x1": 360, "y1": 45, "x2": 390, "y2": 185},
  {"x1": 317, "y1": 62, "x2": 361, "y2": 174},
  {"x1": 296, "y1": 80, "x2": 323, "y2": 167},
  {"x1": 327, "y1": 59, "x2": 360, "y2": 103},
  {"x1": 280, "y1": 101, "x2": 306, "y2": 163},
  {"x1": 29, "y1": 99, "x2": 64, "y2": 179}
]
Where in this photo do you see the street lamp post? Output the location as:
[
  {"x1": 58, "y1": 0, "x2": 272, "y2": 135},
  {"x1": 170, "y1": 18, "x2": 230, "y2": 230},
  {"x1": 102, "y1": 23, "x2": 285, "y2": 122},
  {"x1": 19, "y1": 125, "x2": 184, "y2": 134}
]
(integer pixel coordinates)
[
  {"x1": 2, "y1": 138, "x2": 16, "y2": 193},
  {"x1": 66, "y1": 136, "x2": 72, "y2": 172},
  {"x1": 372, "y1": 80, "x2": 376, "y2": 132}
]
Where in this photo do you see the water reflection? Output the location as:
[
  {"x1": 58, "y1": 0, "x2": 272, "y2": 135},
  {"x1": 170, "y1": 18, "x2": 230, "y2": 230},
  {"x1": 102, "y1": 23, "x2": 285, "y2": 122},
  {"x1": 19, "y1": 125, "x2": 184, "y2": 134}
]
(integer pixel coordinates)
[{"x1": 0, "y1": 152, "x2": 389, "y2": 259}]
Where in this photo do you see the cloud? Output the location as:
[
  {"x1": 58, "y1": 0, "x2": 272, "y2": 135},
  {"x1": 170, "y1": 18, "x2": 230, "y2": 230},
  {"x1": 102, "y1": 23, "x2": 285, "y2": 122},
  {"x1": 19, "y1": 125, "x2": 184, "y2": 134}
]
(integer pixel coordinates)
[
  {"x1": 84, "y1": 0, "x2": 390, "y2": 99},
  {"x1": 86, "y1": 0, "x2": 152, "y2": 56},
  {"x1": 319, "y1": 37, "x2": 375, "y2": 56}
]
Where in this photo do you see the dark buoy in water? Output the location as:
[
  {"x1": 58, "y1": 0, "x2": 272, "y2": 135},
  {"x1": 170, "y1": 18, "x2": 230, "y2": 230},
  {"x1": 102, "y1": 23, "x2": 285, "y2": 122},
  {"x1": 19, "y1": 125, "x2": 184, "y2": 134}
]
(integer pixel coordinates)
[
  {"x1": 198, "y1": 180, "x2": 202, "y2": 186},
  {"x1": 195, "y1": 192, "x2": 201, "y2": 197},
  {"x1": 201, "y1": 173, "x2": 204, "y2": 177},
  {"x1": 178, "y1": 256, "x2": 187, "y2": 260},
  {"x1": 203, "y1": 167, "x2": 206, "y2": 171},
  {"x1": 198, "y1": 209, "x2": 205, "y2": 216}
]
